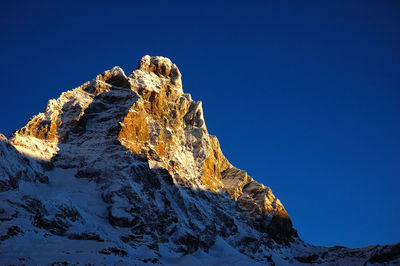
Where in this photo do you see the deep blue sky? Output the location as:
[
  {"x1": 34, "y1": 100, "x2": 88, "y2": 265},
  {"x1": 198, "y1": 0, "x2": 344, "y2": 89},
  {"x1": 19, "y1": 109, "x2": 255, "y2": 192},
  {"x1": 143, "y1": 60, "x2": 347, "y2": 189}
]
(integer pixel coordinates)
[{"x1": 1, "y1": 1, "x2": 399, "y2": 248}]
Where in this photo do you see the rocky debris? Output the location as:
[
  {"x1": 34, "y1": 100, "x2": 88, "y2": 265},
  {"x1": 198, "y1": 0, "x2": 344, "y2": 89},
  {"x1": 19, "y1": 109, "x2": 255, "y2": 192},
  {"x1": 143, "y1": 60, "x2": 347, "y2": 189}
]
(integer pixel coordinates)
[
  {"x1": 140, "y1": 258, "x2": 161, "y2": 264},
  {"x1": 295, "y1": 254, "x2": 320, "y2": 263},
  {"x1": 33, "y1": 215, "x2": 70, "y2": 236},
  {"x1": 368, "y1": 243, "x2": 400, "y2": 264},
  {"x1": 68, "y1": 232, "x2": 103, "y2": 241},
  {"x1": 99, "y1": 247, "x2": 128, "y2": 257},
  {"x1": 0, "y1": 207, "x2": 17, "y2": 222},
  {"x1": 0, "y1": 55, "x2": 399, "y2": 265},
  {"x1": 292, "y1": 243, "x2": 400, "y2": 265},
  {"x1": 0, "y1": 226, "x2": 23, "y2": 241}
]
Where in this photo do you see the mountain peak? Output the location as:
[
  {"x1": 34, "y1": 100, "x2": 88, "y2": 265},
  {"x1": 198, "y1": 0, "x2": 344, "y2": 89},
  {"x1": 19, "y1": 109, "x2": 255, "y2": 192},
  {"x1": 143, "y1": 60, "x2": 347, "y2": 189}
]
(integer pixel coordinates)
[
  {"x1": 2, "y1": 55, "x2": 398, "y2": 264},
  {"x1": 8, "y1": 55, "x2": 296, "y2": 241},
  {"x1": 135, "y1": 55, "x2": 182, "y2": 88}
]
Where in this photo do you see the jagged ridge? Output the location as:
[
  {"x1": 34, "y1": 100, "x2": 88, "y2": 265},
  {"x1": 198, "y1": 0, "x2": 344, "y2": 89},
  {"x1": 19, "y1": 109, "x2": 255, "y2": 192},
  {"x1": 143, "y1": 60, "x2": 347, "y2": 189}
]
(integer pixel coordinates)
[
  {"x1": 0, "y1": 56, "x2": 399, "y2": 265},
  {"x1": 9, "y1": 55, "x2": 296, "y2": 242}
]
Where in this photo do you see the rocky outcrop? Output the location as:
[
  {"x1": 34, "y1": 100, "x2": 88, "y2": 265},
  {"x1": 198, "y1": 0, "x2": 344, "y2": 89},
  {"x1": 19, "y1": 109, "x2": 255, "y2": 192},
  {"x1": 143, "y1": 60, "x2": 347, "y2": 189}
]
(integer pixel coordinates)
[{"x1": 0, "y1": 134, "x2": 46, "y2": 191}]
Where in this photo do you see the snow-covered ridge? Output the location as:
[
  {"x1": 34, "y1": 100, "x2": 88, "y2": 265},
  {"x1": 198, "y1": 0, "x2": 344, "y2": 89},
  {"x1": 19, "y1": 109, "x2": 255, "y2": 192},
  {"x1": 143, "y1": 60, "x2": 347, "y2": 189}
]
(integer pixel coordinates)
[{"x1": 0, "y1": 56, "x2": 399, "y2": 265}]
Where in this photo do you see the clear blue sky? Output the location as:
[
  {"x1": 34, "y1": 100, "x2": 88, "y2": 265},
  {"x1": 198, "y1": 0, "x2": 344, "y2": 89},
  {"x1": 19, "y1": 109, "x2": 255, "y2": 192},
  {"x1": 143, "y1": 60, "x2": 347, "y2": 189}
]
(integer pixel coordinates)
[{"x1": 1, "y1": 1, "x2": 399, "y2": 248}]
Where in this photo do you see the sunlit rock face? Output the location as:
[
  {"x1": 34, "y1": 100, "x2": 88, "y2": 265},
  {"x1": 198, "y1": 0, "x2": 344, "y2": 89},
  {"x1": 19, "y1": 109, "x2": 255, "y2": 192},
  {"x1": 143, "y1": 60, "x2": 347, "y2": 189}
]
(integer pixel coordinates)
[
  {"x1": 10, "y1": 55, "x2": 294, "y2": 232},
  {"x1": 0, "y1": 134, "x2": 47, "y2": 191},
  {"x1": 119, "y1": 55, "x2": 225, "y2": 192},
  {"x1": 2, "y1": 56, "x2": 399, "y2": 265}
]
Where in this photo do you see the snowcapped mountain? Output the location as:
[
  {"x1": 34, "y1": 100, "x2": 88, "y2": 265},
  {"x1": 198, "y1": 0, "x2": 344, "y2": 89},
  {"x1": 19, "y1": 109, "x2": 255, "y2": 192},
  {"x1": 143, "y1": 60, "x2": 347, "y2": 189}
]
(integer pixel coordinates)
[{"x1": 0, "y1": 55, "x2": 399, "y2": 265}]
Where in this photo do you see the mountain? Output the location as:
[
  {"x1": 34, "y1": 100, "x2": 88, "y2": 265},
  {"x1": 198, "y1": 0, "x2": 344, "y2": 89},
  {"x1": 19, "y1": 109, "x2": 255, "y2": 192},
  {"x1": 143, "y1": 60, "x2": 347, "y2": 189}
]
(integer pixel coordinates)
[{"x1": 0, "y1": 55, "x2": 399, "y2": 265}]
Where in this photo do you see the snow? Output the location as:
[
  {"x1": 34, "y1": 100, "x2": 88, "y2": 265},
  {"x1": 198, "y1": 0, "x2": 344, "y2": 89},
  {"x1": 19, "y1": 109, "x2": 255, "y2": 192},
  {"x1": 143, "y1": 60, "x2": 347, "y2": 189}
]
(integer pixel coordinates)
[{"x1": 161, "y1": 238, "x2": 265, "y2": 266}]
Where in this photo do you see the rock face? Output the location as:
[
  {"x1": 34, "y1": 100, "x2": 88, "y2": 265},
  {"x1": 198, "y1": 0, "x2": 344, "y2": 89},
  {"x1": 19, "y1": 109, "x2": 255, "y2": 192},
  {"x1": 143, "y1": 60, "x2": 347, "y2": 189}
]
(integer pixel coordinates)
[
  {"x1": 0, "y1": 56, "x2": 399, "y2": 265},
  {"x1": 0, "y1": 134, "x2": 47, "y2": 191}
]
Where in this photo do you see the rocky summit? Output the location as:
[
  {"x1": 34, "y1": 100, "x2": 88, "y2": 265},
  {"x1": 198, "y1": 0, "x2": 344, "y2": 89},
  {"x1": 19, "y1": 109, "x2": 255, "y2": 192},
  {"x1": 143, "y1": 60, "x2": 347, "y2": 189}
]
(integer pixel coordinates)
[{"x1": 0, "y1": 56, "x2": 399, "y2": 265}]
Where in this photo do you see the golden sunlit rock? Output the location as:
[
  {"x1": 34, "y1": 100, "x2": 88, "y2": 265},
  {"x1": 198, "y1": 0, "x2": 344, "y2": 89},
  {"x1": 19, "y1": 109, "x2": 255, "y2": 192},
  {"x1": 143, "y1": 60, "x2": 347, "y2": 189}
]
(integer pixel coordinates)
[{"x1": 9, "y1": 55, "x2": 295, "y2": 239}]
